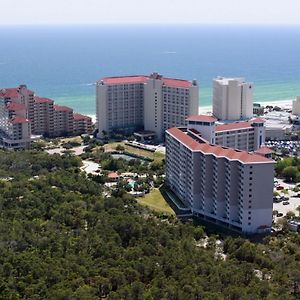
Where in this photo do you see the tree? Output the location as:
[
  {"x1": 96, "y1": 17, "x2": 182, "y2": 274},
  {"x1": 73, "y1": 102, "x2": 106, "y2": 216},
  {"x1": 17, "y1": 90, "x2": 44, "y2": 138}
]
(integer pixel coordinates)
[{"x1": 282, "y1": 166, "x2": 298, "y2": 182}]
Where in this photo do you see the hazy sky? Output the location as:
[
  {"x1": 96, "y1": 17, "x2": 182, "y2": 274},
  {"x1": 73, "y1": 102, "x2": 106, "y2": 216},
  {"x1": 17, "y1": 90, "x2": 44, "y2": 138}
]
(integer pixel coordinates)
[{"x1": 1, "y1": 0, "x2": 300, "y2": 25}]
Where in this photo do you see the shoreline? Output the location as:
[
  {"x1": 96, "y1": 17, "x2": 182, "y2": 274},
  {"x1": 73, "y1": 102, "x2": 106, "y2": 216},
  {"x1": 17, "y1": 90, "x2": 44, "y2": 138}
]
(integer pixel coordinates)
[{"x1": 199, "y1": 99, "x2": 294, "y2": 115}]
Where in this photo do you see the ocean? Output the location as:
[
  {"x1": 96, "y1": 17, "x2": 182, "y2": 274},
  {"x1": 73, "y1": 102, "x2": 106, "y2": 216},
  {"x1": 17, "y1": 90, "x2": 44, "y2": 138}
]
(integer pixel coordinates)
[{"x1": 0, "y1": 24, "x2": 300, "y2": 115}]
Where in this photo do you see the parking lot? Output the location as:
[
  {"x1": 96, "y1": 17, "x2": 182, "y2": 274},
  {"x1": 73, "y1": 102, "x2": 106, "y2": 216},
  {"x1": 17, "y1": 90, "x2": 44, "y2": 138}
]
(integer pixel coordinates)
[{"x1": 273, "y1": 178, "x2": 300, "y2": 216}]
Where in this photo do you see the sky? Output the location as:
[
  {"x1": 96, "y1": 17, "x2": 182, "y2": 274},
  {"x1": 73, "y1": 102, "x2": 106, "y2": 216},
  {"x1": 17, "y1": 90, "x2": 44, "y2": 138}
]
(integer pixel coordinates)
[{"x1": 1, "y1": 0, "x2": 300, "y2": 25}]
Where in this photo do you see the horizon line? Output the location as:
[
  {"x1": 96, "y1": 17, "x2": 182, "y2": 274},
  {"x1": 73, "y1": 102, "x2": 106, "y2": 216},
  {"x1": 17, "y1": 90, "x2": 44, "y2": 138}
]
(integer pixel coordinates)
[{"x1": 1, "y1": 22, "x2": 300, "y2": 27}]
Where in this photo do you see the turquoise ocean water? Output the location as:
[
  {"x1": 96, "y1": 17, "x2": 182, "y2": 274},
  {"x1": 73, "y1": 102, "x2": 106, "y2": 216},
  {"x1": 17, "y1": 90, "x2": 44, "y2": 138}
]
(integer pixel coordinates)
[{"x1": 0, "y1": 24, "x2": 300, "y2": 115}]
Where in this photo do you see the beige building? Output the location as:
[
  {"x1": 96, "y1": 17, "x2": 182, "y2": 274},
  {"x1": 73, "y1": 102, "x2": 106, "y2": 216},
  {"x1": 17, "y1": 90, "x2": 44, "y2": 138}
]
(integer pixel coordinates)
[
  {"x1": 213, "y1": 77, "x2": 253, "y2": 121},
  {"x1": 0, "y1": 85, "x2": 93, "y2": 146},
  {"x1": 96, "y1": 72, "x2": 199, "y2": 140},
  {"x1": 73, "y1": 113, "x2": 93, "y2": 135},
  {"x1": 33, "y1": 96, "x2": 55, "y2": 137},
  {"x1": 187, "y1": 115, "x2": 266, "y2": 152},
  {"x1": 0, "y1": 86, "x2": 33, "y2": 149},
  {"x1": 166, "y1": 122, "x2": 274, "y2": 234},
  {"x1": 292, "y1": 96, "x2": 300, "y2": 115},
  {"x1": 53, "y1": 105, "x2": 74, "y2": 137}
]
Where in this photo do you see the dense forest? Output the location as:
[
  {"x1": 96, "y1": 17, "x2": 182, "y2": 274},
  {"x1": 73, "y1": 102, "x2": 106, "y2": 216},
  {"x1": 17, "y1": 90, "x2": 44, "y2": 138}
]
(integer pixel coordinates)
[{"x1": 0, "y1": 150, "x2": 300, "y2": 299}]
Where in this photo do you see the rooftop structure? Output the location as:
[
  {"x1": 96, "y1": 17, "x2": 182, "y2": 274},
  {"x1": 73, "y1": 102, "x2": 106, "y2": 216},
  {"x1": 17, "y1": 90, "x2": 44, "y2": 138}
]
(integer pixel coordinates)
[{"x1": 186, "y1": 115, "x2": 266, "y2": 151}]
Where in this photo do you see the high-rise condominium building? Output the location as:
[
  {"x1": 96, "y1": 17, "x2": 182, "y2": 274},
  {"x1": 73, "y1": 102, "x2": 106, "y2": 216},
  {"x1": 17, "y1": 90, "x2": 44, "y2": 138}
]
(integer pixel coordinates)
[
  {"x1": 213, "y1": 77, "x2": 253, "y2": 121},
  {"x1": 0, "y1": 86, "x2": 33, "y2": 149},
  {"x1": 96, "y1": 72, "x2": 199, "y2": 141},
  {"x1": 165, "y1": 115, "x2": 274, "y2": 234},
  {"x1": 0, "y1": 85, "x2": 92, "y2": 148}
]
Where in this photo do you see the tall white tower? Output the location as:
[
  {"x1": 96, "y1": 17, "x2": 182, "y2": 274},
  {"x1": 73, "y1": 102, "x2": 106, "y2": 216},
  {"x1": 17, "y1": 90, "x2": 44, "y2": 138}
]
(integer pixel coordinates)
[{"x1": 213, "y1": 77, "x2": 253, "y2": 121}]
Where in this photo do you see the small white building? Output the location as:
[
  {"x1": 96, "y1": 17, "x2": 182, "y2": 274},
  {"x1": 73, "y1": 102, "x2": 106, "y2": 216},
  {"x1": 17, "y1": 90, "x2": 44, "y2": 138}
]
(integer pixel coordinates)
[{"x1": 292, "y1": 96, "x2": 300, "y2": 115}]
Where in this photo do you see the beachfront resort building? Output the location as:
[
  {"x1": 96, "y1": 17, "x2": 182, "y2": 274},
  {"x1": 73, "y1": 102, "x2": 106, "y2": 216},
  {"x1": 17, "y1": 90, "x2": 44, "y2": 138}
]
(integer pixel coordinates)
[
  {"x1": 165, "y1": 115, "x2": 274, "y2": 234},
  {"x1": 0, "y1": 86, "x2": 33, "y2": 149},
  {"x1": 0, "y1": 85, "x2": 92, "y2": 148},
  {"x1": 187, "y1": 115, "x2": 266, "y2": 152},
  {"x1": 96, "y1": 72, "x2": 199, "y2": 141},
  {"x1": 213, "y1": 77, "x2": 253, "y2": 121}
]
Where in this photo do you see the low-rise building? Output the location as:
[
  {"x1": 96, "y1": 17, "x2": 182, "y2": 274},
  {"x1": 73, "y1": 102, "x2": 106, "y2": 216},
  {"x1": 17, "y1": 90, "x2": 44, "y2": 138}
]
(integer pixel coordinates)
[{"x1": 186, "y1": 115, "x2": 266, "y2": 152}]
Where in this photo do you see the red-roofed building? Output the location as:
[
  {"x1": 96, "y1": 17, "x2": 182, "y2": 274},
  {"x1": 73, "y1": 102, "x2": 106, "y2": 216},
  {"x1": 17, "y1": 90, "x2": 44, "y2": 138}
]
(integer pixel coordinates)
[
  {"x1": 53, "y1": 105, "x2": 74, "y2": 137},
  {"x1": 73, "y1": 113, "x2": 92, "y2": 135},
  {"x1": 96, "y1": 72, "x2": 199, "y2": 141},
  {"x1": 0, "y1": 85, "x2": 33, "y2": 149},
  {"x1": 32, "y1": 96, "x2": 55, "y2": 136},
  {"x1": 165, "y1": 125, "x2": 274, "y2": 234}
]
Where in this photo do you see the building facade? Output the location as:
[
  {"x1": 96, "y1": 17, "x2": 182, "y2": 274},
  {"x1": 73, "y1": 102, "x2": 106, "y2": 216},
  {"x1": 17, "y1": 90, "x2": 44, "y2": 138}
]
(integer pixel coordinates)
[
  {"x1": 166, "y1": 123, "x2": 274, "y2": 234},
  {"x1": 213, "y1": 77, "x2": 253, "y2": 121},
  {"x1": 73, "y1": 113, "x2": 93, "y2": 135},
  {"x1": 53, "y1": 105, "x2": 74, "y2": 137},
  {"x1": 96, "y1": 72, "x2": 199, "y2": 141},
  {"x1": 0, "y1": 86, "x2": 33, "y2": 149},
  {"x1": 292, "y1": 96, "x2": 300, "y2": 116},
  {"x1": 186, "y1": 115, "x2": 266, "y2": 152},
  {"x1": 0, "y1": 85, "x2": 92, "y2": 148}
]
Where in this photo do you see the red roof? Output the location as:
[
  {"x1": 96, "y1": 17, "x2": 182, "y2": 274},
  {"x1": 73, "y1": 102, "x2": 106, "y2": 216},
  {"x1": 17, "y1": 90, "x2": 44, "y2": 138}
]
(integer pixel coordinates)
[
  {"x1": 9, "y1": 116, "x2": 29, "y2": 124},
  {"x1": 34, "y1": 96, "x2": 54, "y2": 104},
  {"x1": 101, "y1": 76, "x2": 148, "y2": 85},
  {"x1": 107, "y1": 172, "x2": 119, "y2": 178},
  {"x1": 162, "y1": 77, "x2": 192, "y2": 88},
  {"x1": 255, "y1": 146, "x2": 273, "y2": 155},
  {"x1": 0, "y1": 88, "x2": 20, "y2": 98},
  {"x1": 216, "y1": 121, "x2": 253, "y2": 132},
  {"x1": 167, "y1": 127, "x2": 273, "y2": 164},
  {"x1": 252, "y1": 118, "x2": 266, "y2": 123},
  {"x1": 187, "y1": 115, "x2": 217, "y2": 122},
  {"x1": 73, "y1": 113, "x2": 91, "y2": 121},
  {"x1": 54, "y1": 105, "x2": 72, "y2": 112},
  {"x1": 99, "y1": 75, "x2": 192, "y2": 88},
  {"x1": 215, "y1": 118, "x2": 266, "y2": 132},
  {"x1": 6, "y1": 102, "x2": 25, "y2": 111}
]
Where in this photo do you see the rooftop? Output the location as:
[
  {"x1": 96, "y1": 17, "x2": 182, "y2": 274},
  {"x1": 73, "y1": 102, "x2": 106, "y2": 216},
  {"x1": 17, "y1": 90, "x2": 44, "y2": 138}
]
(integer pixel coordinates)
[
  {"x1": 6, "y1": 102, "x2": 25, "y2": 111},
  {"x1": 187, "y1": 115, "x2": 217, "y2": 123},
  {"x1": 73, "y1": 113, "x2": 91, "y2": 121},
  {"x1": 254, "y1": 146, "x2": 273, "y2": 155},
  {"x1": 34, "y1": 96, "x2": 54, "y2": 104},
  {"x1": 9, "y1": 116, "x2": 29, "y2": 124},
  {"x1": 99, "y1": 74, "x2": 193, "y2": 88},
  {"x1": 215, "y1": 118, "x2": 265, "y2": 132},
  {"x1": 167, "y1": 127, "x2": 273, "y2": 164},
  {"x1": 54, "y1": 105, "x2": 73, "y2": 112},
  {"x1": 101, "y1": 76, "x2": 148, "y2": 85},
  {"x1": 0, "y1": 88, "x2": 20, "y2": 98}
]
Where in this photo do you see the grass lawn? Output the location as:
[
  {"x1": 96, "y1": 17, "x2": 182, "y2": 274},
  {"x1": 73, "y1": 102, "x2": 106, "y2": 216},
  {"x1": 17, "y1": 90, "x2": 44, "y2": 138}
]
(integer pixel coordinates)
[
  {"x1": 60, "y1": 136, "x2": 82, "y2": 144},
  {"x1": 103, "y1": 142, "x2": 165, "y2": 162},
  {"x1": 137, "y1": 188, "x2": 175, "y2": 215}
]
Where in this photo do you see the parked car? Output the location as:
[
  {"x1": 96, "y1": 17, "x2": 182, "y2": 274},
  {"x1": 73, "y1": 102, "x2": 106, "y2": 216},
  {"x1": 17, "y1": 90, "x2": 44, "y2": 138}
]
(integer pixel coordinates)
[
  {"x1": 276, "y1": 186, "x2": 284, "y2": 190},
  {"x1": 276, "y1": 212, "x2": 284, "y2": 217},
  {"x1": 283, "y1": 201, "x2": 290, "y2": 205}
]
